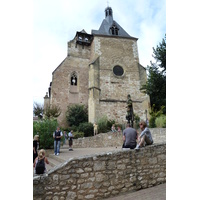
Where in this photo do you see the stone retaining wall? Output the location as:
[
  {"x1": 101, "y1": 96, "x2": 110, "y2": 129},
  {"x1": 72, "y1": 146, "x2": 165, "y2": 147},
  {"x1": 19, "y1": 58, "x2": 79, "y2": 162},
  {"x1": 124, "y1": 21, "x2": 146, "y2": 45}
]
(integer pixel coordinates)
[
  {"x1": 72, "y1": 128, "x2": 166, "y2": 148},
  {"x1": 33, "y1": 142, "x2": 166, "y2": 200}
]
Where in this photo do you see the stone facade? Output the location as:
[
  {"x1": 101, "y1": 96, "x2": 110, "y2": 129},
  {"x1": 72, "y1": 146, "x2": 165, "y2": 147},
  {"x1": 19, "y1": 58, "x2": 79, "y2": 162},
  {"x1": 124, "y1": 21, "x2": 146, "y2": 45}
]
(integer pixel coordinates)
[
  {"x1": 88, "y1": 36, "x2": 150, "y2": 124},
  {"x1": 44, "y1": 7, "x2": 150, "y2": 128},
  {"x1": 48, "y1": 38, "x2": 91, "y2": 126},
  {"x1": 33, "y1": 143, "x2": 166, "y2": 200}
]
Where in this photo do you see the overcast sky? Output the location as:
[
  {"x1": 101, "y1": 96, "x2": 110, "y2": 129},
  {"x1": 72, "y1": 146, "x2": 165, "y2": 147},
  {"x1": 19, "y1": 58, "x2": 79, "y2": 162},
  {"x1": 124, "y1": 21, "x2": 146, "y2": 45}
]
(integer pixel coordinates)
[{"x1": 33, "y1": 0, "x2": 166, "y2": 105}]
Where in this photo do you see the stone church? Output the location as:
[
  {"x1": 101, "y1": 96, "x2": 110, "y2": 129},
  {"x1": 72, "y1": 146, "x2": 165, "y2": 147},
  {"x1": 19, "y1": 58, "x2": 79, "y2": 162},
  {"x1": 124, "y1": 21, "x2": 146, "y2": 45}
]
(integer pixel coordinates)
[{"x1": 44, "y1": 6, "x2": 150, "y2": 128}]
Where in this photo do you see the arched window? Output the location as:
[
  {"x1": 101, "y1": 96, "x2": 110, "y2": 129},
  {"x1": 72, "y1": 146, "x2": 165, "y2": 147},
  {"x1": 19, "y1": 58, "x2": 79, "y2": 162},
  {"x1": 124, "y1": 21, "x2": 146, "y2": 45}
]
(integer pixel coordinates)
[
  {"x1": 71, "y1": 72, "x2": 77, "y2": 86},
  {"x1": 110, "y1": 24, "x2": 119, "y2": 36}
]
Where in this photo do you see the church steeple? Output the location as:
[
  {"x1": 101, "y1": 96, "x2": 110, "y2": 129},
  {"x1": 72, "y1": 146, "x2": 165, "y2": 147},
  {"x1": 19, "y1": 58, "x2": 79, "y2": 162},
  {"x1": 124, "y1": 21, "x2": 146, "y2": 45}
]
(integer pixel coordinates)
[
  {"x1": 105, "y1": 7, "x2": 113, "y2": 23},
  {"x1": 92, "y1": 6, "x2": 135, "y2": 39}
]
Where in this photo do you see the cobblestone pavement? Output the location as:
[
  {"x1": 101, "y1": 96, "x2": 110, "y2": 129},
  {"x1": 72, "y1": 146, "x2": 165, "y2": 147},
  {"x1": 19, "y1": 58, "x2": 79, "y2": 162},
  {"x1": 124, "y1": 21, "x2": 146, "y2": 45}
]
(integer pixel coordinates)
[{"x1": 105, "y1": 183, "x2": 166, "y2": 200}]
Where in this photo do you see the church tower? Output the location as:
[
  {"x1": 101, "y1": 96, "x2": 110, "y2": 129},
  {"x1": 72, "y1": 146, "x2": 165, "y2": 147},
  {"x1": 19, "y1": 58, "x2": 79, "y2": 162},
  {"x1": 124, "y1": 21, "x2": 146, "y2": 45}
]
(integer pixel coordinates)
[
  {"x1": 44, "y1": 6, "x2": 150, "y2": 127},
  {"x1": 88, "y1": 6, "x2": 150, "y2": 124}
]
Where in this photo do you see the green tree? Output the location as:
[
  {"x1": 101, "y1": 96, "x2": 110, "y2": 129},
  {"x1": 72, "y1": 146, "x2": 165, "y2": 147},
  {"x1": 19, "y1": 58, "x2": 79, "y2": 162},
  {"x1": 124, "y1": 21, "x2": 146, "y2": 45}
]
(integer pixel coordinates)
[
  {"x1": 33, "y1": 119, "x2": 58, "y2": 149},
  {"x1": 149, "y1": 105, "x2": 165, "y2": 128},
  {"x1": 153, "y1": 34, "x2": 166, "y2": 72},
  {"x1": 66, "y1": 104, "x2": 88, "y2": 127},
  {"x1": 33, "y1": 102, "x2": 43, "y2": 119},
  {"x1": 141, "y1": 35, "x2": 166, "y2": 112},
  {"x1": 44, "y1": 104, "x2": 61, "y2": 119}
]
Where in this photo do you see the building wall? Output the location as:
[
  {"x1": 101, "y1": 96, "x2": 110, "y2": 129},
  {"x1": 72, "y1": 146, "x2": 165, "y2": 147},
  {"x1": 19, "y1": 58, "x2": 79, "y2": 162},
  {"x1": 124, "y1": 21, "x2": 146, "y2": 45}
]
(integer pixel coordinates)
[
  {"x1": 50, "y1": 39, "x2": 91, "y2": 127},
  {"x1": 88, "y1": 36, "x2": 150, "y2": 123},
  {"x1": 46, "y1": 34, "x2": 150, "y2": 127}
]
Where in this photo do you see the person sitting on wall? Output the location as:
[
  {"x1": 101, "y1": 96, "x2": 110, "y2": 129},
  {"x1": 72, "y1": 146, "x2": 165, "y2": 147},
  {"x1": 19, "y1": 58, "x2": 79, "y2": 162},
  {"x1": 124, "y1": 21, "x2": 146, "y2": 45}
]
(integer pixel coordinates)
[
  {"x1": 136, "y1": 120, "x2": 153, "y2": 149},
  {"x1": 111, "y1": 124, "x2": 117, "y2": 132},
  {"x1": 117, "y1": 126, "x2": 121, "y2": 132},
  {"x1": 122, "y1": 123, "x2": 137, "y2": 149}
]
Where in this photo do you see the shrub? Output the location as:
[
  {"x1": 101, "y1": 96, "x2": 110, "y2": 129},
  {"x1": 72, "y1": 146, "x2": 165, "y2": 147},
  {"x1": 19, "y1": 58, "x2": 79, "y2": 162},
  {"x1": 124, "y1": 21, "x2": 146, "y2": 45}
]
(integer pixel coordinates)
[
  {"x1": 78, "y1": 122, "x2": 93, "y2": 137},
  {"x1": 149, "y1": 104, "x2": 165, "y2": 128},
  {"x1": 73, "y1": 131, "x2": 84, "y2": 139},
  {"x1": 107, "y1": 119, "x2": 115, "y2": 131},
  {"x1": 133, "y1": 113, "x2": 140, "y2": 129},
  {"x1": 149, "y1": 116, "x2": 156, "y2": 128},
  {"x1": 155, "y1": 115, "x2": 166, "y2": 128},
  {"x1": 97, "y1": 116, "x2": 109, "y2": 133},
  {"x1": 66, "y1": 104, "x2": 88, "y2": 127},
  {"x1": 67, "y1": 125, "x2": 78, "y2": 132},
  {"x1": 33, "y1": 119, "x2": 58, "y2": 149}
]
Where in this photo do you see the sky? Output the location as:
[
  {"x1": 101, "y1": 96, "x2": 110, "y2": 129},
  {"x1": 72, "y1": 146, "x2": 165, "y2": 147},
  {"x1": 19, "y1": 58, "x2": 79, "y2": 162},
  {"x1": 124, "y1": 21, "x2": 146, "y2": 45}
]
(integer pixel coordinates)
[{"x1": 33, "y1": 0, "x2": 166, "y2": 105}]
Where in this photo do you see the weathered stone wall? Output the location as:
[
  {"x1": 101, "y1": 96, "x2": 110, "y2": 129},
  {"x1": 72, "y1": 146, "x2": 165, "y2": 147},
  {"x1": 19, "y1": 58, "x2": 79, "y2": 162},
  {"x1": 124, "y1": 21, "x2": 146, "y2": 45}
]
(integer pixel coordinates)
[
  {"x1": 88, "y1": 36, "x2": 150, "y2": 124},
  {"x1": 72, "y1": 128, "x2": 166, "y2": 148},
  {"x1": 33, "y1": 143, "x2": 166, "y2": 200},
  {"x1": 47, "y1": 34, "x2": 150, "y2": 127},
  {"x1": 50, "y1": 39, "x2": 91, "y2": 127}
]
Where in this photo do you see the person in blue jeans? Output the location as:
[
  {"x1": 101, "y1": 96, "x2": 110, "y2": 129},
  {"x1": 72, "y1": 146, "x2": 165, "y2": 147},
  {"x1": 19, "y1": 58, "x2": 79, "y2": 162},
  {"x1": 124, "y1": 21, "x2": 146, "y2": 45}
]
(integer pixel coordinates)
[{"x1": 53, "y1": 127, "x2": 63, "y2": 155}]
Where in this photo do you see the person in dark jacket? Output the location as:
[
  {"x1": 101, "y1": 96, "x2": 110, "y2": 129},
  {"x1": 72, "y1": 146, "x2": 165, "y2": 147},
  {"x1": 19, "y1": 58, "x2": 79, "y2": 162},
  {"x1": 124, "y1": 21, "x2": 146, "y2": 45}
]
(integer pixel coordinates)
[
  {"x1": 53, "y1": 127, "x2": 63, "y2": 155},
  {"x1": 33, "y1": 135, "x2": 39, "y2": 163}
]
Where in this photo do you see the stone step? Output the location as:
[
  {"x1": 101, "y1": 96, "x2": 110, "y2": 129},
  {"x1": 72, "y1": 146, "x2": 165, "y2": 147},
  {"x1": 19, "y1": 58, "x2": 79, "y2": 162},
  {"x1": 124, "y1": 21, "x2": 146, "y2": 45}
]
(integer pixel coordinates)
[
  {"x1": 48, "y1": 153, "x2": 67, "y2": 163},
  {"x1": 61, "y1": 144, "x2": 69, "y2": 149},
  {"x1": 44, "y1": 149, "x2": 68, "y2": 172},
  {"x1": 47, "y1": 156, "x2": 62, "y2": 168}
]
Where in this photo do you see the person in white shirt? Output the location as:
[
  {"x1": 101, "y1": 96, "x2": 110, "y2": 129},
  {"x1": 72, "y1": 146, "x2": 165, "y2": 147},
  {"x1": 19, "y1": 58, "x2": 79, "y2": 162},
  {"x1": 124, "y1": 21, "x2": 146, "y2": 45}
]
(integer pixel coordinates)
[
  {"x1": 68, "y1": 130, "x2": 74, "y2": 151},
  {"x1": 136, "y1": 121, "x2": 153, "y2": 149}
]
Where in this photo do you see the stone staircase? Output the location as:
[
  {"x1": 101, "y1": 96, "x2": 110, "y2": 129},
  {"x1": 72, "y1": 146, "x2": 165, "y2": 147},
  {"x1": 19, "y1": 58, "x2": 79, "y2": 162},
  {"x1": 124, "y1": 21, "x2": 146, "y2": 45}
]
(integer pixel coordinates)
[
  {"x1": 45, "y1": 145, "x2": 70, "y2": 171},
  {"x1": 38, "y1": 145, "x2": 122, "y2": 173}
]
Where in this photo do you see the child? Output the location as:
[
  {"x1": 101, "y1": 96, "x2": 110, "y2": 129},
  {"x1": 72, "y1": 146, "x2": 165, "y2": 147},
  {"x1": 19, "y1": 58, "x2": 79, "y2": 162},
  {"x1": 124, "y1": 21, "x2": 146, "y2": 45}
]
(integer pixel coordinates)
[
  {"x1": 111, "y1": 124, "x2": 117, "y2": 132},
  {"x1": 33, "y1": 149, "x2": 49, "y2": 174},
  {"x1": 111, "y1": 124, "x2": 117, "y2": 137}
]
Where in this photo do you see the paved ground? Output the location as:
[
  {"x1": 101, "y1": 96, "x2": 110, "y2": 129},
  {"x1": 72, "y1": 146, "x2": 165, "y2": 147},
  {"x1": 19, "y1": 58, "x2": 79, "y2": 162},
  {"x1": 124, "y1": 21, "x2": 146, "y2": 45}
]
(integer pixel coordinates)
[
  {"x1": 45, "y1": 146, "x2": 122, "y2": 170},
  {"x1": 105, "y1": 183, "x2": 166, "y2": 200},
  {"x1": 35, "y1": 146, "x2": 166, "y2": 199}
]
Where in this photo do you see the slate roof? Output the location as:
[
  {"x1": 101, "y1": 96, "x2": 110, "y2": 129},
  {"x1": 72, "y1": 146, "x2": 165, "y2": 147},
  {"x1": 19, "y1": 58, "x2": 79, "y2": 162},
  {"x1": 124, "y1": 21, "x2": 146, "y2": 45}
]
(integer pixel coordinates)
[{"x1": 92, "y1": 7, "x2": 138, "y2": 40}]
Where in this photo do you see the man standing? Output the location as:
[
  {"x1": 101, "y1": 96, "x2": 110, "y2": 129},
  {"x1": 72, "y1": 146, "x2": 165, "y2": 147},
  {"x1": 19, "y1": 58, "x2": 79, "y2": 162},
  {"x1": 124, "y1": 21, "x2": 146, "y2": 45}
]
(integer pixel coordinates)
[
  {"x1": 136, "y1": 120, "x2": 153, "y2": 149},
  {"x1": 53, "y1": 127, "x2": 63, "y2": 155},
  {"x1": 122, "y1": 123, "x2": 137, "y2": 149}
]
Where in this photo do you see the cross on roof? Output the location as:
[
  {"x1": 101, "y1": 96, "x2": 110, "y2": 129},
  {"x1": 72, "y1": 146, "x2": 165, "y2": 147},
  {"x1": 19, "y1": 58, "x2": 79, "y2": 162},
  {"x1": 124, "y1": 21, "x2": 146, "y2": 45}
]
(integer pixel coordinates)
[{"x1": 107, "y1": 0, "x2": 109, "y2": 7}]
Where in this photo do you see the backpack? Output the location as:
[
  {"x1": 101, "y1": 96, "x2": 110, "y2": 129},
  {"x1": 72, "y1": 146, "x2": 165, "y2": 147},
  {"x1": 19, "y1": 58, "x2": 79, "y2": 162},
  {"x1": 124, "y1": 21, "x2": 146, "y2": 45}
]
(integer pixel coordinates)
[{"x1": 35, "y1": 158, "x2": 45, "y2": 174}]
